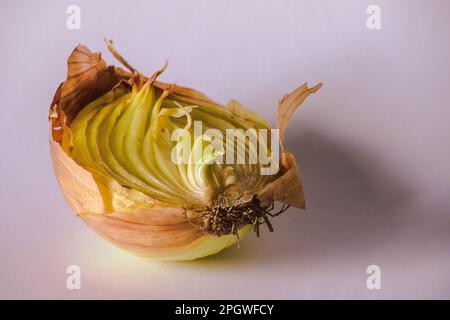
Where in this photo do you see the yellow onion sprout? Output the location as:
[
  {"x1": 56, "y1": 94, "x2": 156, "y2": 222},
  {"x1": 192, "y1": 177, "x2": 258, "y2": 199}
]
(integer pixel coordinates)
[{"x1": 49, "y1": 41, "x2": 321, "y2": 260}]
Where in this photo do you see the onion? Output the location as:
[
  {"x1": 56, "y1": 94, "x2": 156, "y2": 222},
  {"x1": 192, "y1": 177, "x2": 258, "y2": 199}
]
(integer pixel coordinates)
[{"x1": 48, "y1": 41, "x2": 321, "y2": 260}]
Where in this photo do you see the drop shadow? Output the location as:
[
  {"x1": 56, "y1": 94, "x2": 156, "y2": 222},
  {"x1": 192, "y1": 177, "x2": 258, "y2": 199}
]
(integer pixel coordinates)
[{"x1": 279, "y1": 128, "x2": 413, "y2": 259}]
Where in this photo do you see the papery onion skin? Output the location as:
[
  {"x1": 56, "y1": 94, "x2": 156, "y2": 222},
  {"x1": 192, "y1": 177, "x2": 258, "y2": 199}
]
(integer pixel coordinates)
[{"x1": 49, "y1": 43, "x2": 321, "y2": 261}]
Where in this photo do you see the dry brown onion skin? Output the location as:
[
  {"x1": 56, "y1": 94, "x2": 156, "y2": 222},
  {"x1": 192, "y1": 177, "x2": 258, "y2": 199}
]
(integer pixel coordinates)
[{"x1": 48, "y1": 43, "x2": 322, "y2": 260}]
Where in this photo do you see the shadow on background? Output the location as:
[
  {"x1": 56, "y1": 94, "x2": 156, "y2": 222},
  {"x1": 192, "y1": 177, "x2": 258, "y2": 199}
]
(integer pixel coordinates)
[{"x1": 175, "y1": 127, "x2": 414, "y2": 268}]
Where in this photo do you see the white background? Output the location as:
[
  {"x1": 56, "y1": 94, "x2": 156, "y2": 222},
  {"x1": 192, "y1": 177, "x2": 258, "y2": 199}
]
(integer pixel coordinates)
[{"x1": 0, "y1": 0, "x2": 449, "y2": 298}]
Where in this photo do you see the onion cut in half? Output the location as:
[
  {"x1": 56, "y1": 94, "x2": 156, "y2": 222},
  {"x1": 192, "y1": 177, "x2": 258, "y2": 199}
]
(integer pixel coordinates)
[{"x1": 48, "y1": 41, "x2": 322, "y2": 260}]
